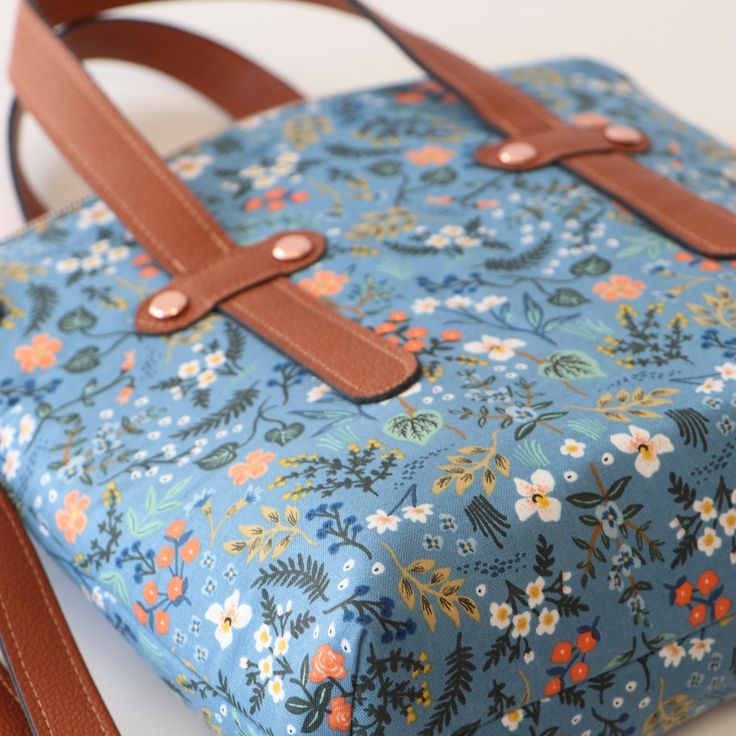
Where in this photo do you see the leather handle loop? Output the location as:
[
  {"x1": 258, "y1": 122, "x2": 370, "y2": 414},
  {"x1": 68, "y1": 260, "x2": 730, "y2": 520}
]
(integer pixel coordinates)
[{"x1": 9, "y1": 16, "x2": 304, "y2": 220}]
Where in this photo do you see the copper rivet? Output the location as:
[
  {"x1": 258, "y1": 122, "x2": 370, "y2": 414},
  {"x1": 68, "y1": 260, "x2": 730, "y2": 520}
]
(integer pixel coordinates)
[
  {"x1": 603, "y1": 124, "x2": 644, "y2": 146},
  {"x1": 498, "y1": 141, "x2": 538, "y2": 166},
  {"x1": 272, "y1": 233, "x2": 314, "y2": 261},
  {"x1": 148, "y1": 289, "x2": 189, "y2": 320}
]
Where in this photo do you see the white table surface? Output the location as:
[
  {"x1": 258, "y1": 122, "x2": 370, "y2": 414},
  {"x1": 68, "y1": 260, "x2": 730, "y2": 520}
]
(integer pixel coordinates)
[{"x1": 0, "y1": 2, "x2": 734, "y2": 734}]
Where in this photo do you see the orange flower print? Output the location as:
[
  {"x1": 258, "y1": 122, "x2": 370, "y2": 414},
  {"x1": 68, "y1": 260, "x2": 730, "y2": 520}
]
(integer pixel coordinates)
[
  {"x1": 121, "y1": 350, "x2": 136, "y2": 372},
  {"x1": 156, "y1": 545, "x2": 174, "y2": 568},
  {"x1": 714, "y1": 596, "x2": 731, "y2": 620},
  {"x1": 166, "y1": 519, "x2": 186, "y2": 540},
  {"x1": 299, "y1": 270, "x2": 349, "y2": 298},
  {"x1": 544, "y1": 677, "x2": 563, "y2": 697},
  {"x1": 244, "y1": 187, "x2": 310, "y2": 212},
  {"x1": 55, "y1": 490, "x2": 91, "y2": 543},
  {"x1": 592, "y1": 274, "x2": 645, "y2": 301},
  {"x1": 155, "y1": 610, "x2": 169, "y2": 635},
  {"x1": 404, "y1": 146, "x2": 455, "y2": 166},
  {"x1": 143, "y1": 581, "x2": 158, "y2": 606},
  {"x1": 228, "y1": 449, "x2": 276, "y2": 485},
  {"x1": 327, "y1": 696, "x2": 352, "y2": 731},
  {"x1": 673, "y1": 579, "x2": 693, "y2": 606},
  {"x1": 117, "y1": 385, "x2": 134, "y2": 405},
  {"x1": 180, "y1": 536, "x2": 201, "y2": 563},
  {"x1": 14, "y1": 333, "x2": 63, "y2": 372},
  {"x1": 133, "y1": 602, "x2": 148, "y2": 625},
  {"x1": 308, "y1": 643, "x2": 348, "y2": 682}
]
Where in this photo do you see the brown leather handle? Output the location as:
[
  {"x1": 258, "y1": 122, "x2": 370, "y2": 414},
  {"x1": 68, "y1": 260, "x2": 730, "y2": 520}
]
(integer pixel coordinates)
[
  {"x1": 9, "y1": 16, "x2": 305, "y2": 219},
  {"x1": 0, "y1": 488, "x2": 120, "y2": 735}
]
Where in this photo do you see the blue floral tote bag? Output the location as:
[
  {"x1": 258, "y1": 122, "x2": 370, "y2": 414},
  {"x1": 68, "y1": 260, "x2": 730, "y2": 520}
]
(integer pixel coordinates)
[{"x1": 1, "y1": 1, "x2": 736, "y2": 735}]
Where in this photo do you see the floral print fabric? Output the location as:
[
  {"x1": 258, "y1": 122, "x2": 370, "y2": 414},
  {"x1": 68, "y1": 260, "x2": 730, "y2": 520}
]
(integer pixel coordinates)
[{"x1": 1, "y1": 59, "x2": 736, "y2": 735}]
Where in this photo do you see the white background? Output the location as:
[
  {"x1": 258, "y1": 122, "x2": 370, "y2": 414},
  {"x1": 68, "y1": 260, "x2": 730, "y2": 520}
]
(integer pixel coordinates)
[{"x1": 0, "y1": 1, "x2": 735, "y2": 734}]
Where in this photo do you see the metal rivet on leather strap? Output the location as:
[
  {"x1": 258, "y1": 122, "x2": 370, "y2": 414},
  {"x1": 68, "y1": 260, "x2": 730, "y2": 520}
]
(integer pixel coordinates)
[
  {"x1": 149, "y1": 289, "x2": 189, "y2": 319},
  {"x1": 272, "y1": 233, "x2": 314, "y2": 261},
  {"x1": 498, "y1": 141, "x2": 538, "y2": 166},
  {"x1": 603, "y1": 124, "x2": 645, "y2": 146}
]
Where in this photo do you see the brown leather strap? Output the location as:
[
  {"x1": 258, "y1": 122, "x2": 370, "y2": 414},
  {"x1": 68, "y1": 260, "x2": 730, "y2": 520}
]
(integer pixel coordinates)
[
  {"x1": 475, "y1": 125, "x2": 650, "y2": 171},
  {"x1": 0, "y1": 665, "x2": 32, "y2": 736},
  {"x1": 10, "y1": 0, "x2": 420, "y2": 402},
  {"x1": 9, "y1": 16, "x2": 304, "y2": 219},
  {"x1": 0, "y1": 488, "x2": 119, "y2": 735},
  {"x1": 13, "y1": 0, "x2": 736, "y2": 260}
]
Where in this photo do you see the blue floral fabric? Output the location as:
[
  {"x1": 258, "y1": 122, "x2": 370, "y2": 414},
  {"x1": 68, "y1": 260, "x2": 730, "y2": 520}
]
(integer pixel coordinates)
[{"x1": 1, "y1": 58, "x2": 736, "y2": 736}]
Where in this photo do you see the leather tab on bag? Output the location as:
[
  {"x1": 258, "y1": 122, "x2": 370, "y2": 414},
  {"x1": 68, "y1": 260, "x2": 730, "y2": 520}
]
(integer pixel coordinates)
[
  {"x1": 475, "y1": 124, "x2": 650, "y2": 171},
  {"x1": 136, "y1": 230, "x2": 326, "y2": 334}
]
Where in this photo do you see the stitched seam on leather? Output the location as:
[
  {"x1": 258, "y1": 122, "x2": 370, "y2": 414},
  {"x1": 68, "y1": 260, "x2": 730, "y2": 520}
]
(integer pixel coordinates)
[
  {"x1": 25, "y1": 10, "x2": 233, "y2": 266},
  {"x1": 230, "y1": 298, "x2": 393, "y2": 395},
  {"x1": 229, "y1": 283, "x2": 413, "y2": 394},
  {"x1": 0, "y1": 501, "x2": 111, "y2": 735},
  {"x1": 0, "y1": 586, "x2": 53, "y2": 735},
  {"x1": 0, "y1": 669, "x2": 23, "y2": 708},
  {"x1": 571, "y1": 157, "x2": 736, "y2": 253},
  {"x1": 275, "y1": 279, "x2": 416, "y2": 373},
  {"x1": 16, "y1": 82, "x2": 187, "y2": 274},
  {"x1": 401, "y1": 33, "x2": 562, "y2": 136}
]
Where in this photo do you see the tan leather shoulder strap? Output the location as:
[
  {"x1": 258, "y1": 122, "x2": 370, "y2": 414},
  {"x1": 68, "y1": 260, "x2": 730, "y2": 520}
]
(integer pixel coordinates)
[
  {"x1": 9, "y1": 16, "x2": 304, "y2": 219},
  {"x1": 0, "y1": 488, "x2": 119, "y2": 735}
]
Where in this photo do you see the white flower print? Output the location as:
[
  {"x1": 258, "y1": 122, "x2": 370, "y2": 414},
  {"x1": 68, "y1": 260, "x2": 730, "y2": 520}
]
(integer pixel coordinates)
[
  {"x1": 510, "y1": 611, "x2": 531, "y2": 639},
  {"x1": 366, "y1": 509, "x2": 400, "y2": 534},
  {"x1": 489, "y1": 602, "x2": 512, "y2": 630},
  {"x1": 197, "y1": 370, "x2": 217, "y2": 390},
  {"x1": 513, "y1": 469, "x2": 561, "y2": 523},
  {"x1": 444, "y1": 295, "x2": 473, "y2": 310},
  {"x1": 658, "y1": 641, "x2": 685, "y2": 668},
  {"x1": 18, "y1": 415, "x2": 36, "y2": 444},
  {"x1": 77, "y1": 201, "x2": 114, "y2": 229},
  {"x1": 695, "y1": 377, "x2": 724, "y2": 394},
  {"x1": 560, "y1": 438, "x2": 585, "y2": 458},
  {"x1": 464, "y1": 334, "x2": 526, "y2": 362},
  {"x1": 178, "y1": 360, "x2": 201, "y2": 380},
  {"x1": 204, "y1": 590, "x2": 252, "y2": 649},
  {"x1": 204, "y1": 350, "x2": 226, "y2": 369},
  {"x1": 258, "y1": 655, "x2": 273, "y2": 682},
  {"x1": 474, "y1": 295, "x2": 508, "y2": 313},
  {"x1": 273, "y1": 632, "x2": 291, "y2": 656},
  {"x1": 307, "y1": 383, "x2": 331, "y2": 403},
  {"x1": 697, "y1": 527, "x2": 722, "y2": 557},
  {"x1": 267, "y1": 676, "x2": 285, "y2": 703},
  {"x1": 715, "y1": 362, "x2": 736, "y2": 380},
  {"x1": 0, "y1": 425, "x2": 15, "y2": 450},
  {"x1": 525, "y1": 576, "x2": 545, "y2": 607},
  {"x1": 609, "y1": 425, "x2": 674, "y2": 478},
  {"x1": 169, "y1": 154, "x2": 213, "y2": 180},
  {"x1": 535, "y1": 607, "x2": 559, "y2": 636},
  {"x1": 500, "y1": 709, "x2": 524, "y2": 731},
  {"x1": 425, "y1": 234, "x2": 449, "y2": 249},
  {"x1": 56, "y1": 257, "x2": 80, "y2": 274},
  {"x1": 412, "y1": 297, "x2": 440, "y2": 315},
  {"x1": 719, "y1": 508, "x2": 736, "y2": 536},
  {"x1": 688, "y1": 637, "x2": 714, "y2": 661},
  {"x1": 254, "y1": 623, "x2": 272, "y2": 652},
  {"x1": 402, "y1": 503, "x2": 433, "y2": 523},
  {"x1": 2, "y1": 449, "x2": 20, "y2": 481},
  {"x1": 693, "y1": 497, "x2": 718, "y2": 522}
]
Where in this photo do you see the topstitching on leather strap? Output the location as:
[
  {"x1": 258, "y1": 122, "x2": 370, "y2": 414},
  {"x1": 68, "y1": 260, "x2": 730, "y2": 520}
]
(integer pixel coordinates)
[
  {"x1": 1, "y1": 502, "x2": 112, "y2": 734},
  {"x1": 26, "y1": 8, "x2": 234, "y2": 263}
]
